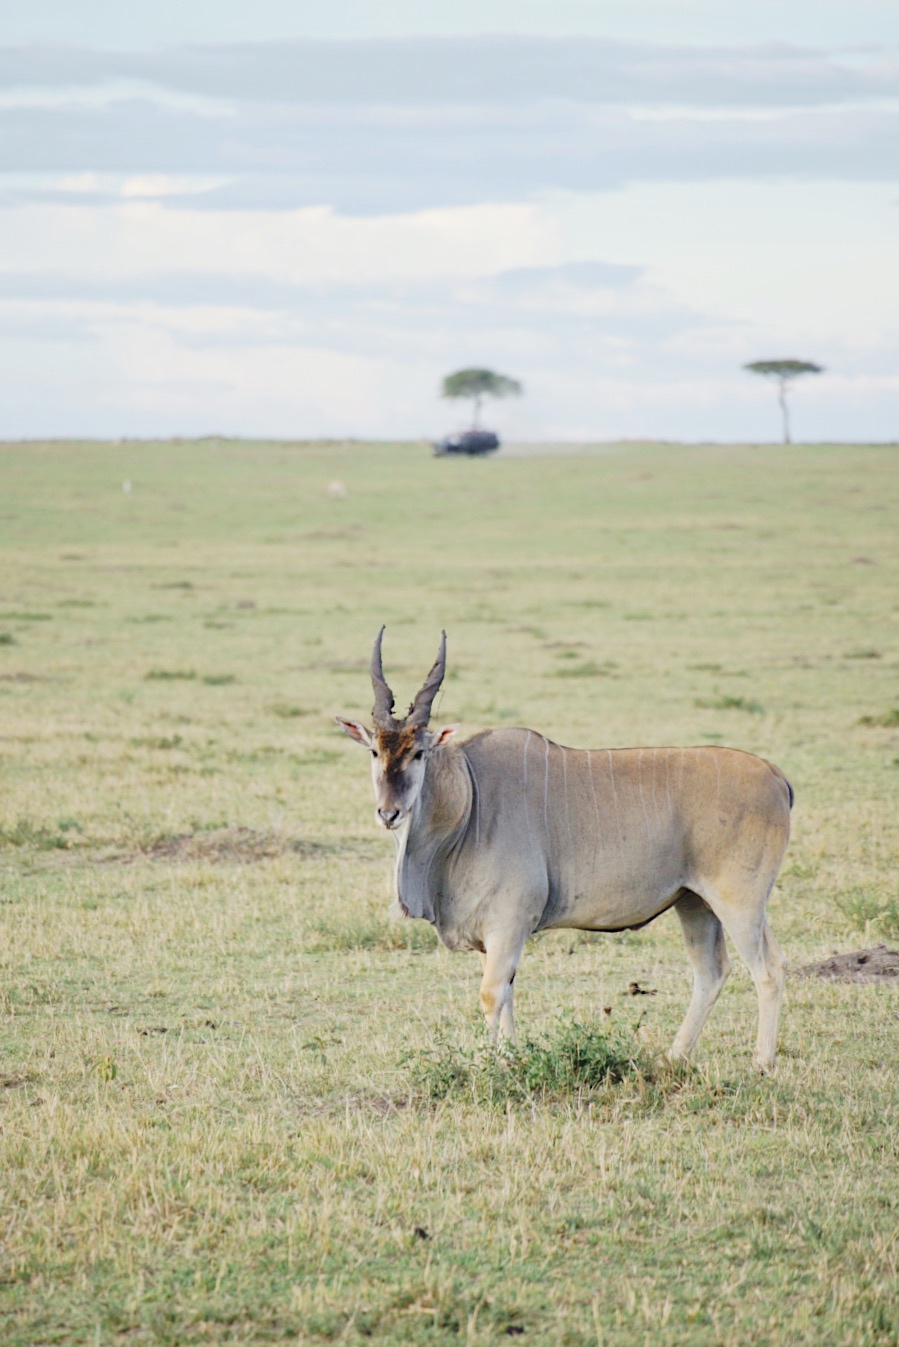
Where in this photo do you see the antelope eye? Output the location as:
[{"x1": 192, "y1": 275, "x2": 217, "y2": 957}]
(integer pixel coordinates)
[
  {"x1": 371, "y1": 749, "x2": 377, "y2": 758},
  {"x1": 413, "y1": 750, "x2": 424, "y2": 761}
]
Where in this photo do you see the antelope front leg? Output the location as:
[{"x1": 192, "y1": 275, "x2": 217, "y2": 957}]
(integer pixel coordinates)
[{"x1": 479, "y1": 932, "x2": 525, "y2": 1045}]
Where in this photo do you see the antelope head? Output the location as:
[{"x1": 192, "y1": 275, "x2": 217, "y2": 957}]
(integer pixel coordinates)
[{"x1": 336, "y1": 628, "x2": 458, "y2": 830}]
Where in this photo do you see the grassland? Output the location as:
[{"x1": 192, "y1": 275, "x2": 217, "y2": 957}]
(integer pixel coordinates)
[{"x1": 0, "y1": 437, "x2": 897, "y2": 1346}]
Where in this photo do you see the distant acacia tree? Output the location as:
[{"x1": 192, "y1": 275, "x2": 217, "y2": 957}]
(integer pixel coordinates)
[
  {"x1": 743, "y1": 358, "x2": 824, "y2": 444},
  {"x1": 441, "y1": 368, "x2": 523, "y2": 429}
]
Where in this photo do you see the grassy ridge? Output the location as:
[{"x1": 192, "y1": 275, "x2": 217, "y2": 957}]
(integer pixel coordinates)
[{"x1": 0, "y1": 439, "x2": 897, "y2": 1345}]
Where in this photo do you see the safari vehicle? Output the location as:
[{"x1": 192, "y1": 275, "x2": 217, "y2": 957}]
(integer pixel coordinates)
[{"x1": 433, "y1": 429, "x2": 500, "y2": 456}]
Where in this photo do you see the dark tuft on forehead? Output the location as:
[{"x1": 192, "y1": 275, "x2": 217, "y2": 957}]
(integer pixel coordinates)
[
  {"x1": 375, "y1": 725, "x2": 423, "y2": 772},
  {"x1": 376, "y1": 726, "x2": 418, "y2": 754}
]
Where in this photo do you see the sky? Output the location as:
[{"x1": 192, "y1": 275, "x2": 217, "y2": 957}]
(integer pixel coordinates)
[{"x1": 1, "y1": 1, "x2": 897, "y2": 442}]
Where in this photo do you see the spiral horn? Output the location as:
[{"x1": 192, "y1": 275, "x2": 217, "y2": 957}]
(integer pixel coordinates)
[{"x1": 407, "y1": 631, "x2": 447, "y2": 727}]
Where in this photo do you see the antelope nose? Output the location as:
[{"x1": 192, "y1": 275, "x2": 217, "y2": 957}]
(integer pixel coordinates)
[{"x1": 378, "y1": 807, "x2": 401, "y2": 828}]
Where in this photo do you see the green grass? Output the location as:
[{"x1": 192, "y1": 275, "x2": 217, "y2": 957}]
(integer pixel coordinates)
[
  {"x1": 409, "y1": 1016, "x2": 648, "y2": 1104},
  {"x1": 857, "y1": 707, "x2": 899, "y2": 728},
  {"x1": 0, "y1": 437, "x2": 897, "y2": 1345},
  {"x1": 694, "y1": 693, "x2": 766, "y2": 714},
  {"x1": 836, "y1": 885, "x2": 899, "y2": 939}
]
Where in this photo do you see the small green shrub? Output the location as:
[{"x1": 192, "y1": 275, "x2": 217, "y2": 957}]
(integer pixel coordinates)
[
  {"x1": 88, "y1": 1054, "x2": 118, "y2": 1082},
  {"x1": 410, "y1": 1016, "x2": 648, "y2": 1105},
  {"x1": 857, "y1": 707, "x2": 899, "y2": 728},
  {"x1": 695, "y1": 694, "x2": 764, "y2": 714},
  {"x1": 0, "y1": 819, "x2": 75, "y2": 850},
  {"x1": 553, "y1": 661, "x2": 613, "y2": 678},
  {"x1": 836, "y1": 886, "x2": 899, "y2": 938}
]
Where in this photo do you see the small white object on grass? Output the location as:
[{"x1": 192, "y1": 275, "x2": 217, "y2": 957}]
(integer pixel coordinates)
[
  {"x1": 123, "y1": 480, "x2": 132, "y2": 494},
  {"x1": 327, "y1": 480, "x2": 348, "y2": 499}
]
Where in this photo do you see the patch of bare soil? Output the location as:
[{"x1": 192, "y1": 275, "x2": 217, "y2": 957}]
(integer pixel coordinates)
[
  {"x1": 110, "y1": 828, "x2": 381, "y2": 866},
  {"x1": 793, "y1": 945, "x2": 899, "y2": 983},
  {"x1": 142, "y1": 827, "x2": 286, "y2": 863}
]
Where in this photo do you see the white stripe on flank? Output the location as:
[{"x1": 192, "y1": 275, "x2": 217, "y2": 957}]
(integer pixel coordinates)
[
  {"x1": 522, "y1": 730, "x2": 537, "y2": 858},
  {"x1": 561, "y1": 746, "x2": 574, "y2": 897},
  {"x1": 586, "y1": 750, "x2": 600, "y2": 829},
  {"x1": 586, "y1": 749, "x2": 600, "y2": 881},
  {"x1": 543, "y1": 736, "x2": 550, "y2": 834},
  {"x1": 652, "y1": 748, "x2": 664, "y2": 826},
  {"x1": 637, "y1": 748, "x2": 650, "y2": 829},
  {"x1": 472, "y1": 761, "x2": 480, "y2": 849},
  {"x1": 562, "y1": 747, "x2": 573, "y2": 847},
  {"x1": 607, "y1": 749, "x2": 625, "y2": 849}
]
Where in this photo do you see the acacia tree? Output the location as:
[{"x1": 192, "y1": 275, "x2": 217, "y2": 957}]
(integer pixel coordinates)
[
  {"x1": 743, "y1": 358, "x2": 823, "y2": 444},
  {"x1": 441, "y1": 368, "x2": 523, "y2": 429}
]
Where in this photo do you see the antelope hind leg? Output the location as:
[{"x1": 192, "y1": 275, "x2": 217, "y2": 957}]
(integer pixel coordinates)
[
  {"x1": 721, "y1": 909, "x2": 786, "y2": 1072},
  {"x1": 699, "y1": 885, "x2": 787, "y2": 1072},
  {"x1": 667, "y1": 890, "x2": 731, "y2": 1063}
]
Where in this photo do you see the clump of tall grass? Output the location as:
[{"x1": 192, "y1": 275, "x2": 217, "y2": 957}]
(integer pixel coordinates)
[
  {"x1": 306, "y1": 910, "x2": 439, "y2": 953},
  {"x1": 410, "y1": 1015, "x2": 648, "y2": 1105},
  {"x1": 857, "y1": 707, "x2": 899, "y2": 728},
  {"x1": 694, "y1": 693, "x2": 765, "y2": 714},
  {"x1": 836, "y1": 886, "x2": 899, "y2": 938},
  {"x1": 0, "y1": 817, "x2": 82, "y2": 850},
  {"x1": 552, "y1": 660, "x2": 614, "y2": 678}
]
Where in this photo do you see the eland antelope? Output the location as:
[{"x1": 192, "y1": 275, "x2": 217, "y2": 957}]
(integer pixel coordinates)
[{"x1": 337, "y1": 630, "x2": 793, "y2": 1070}]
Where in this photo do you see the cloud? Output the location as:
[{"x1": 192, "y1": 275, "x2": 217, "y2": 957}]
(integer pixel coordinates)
[
  {"x1": 4, "y1": 300, "x2": 893, "y2": 443},
  {"x1": 0, "y1": 200, "x2": 562, "y2": 287},
  {"x1": 1, "y1": 201, "x2": 894, "y2": 421},
  {"x1": 3, "y1": 37, "x2": 899, "y2": 108},
  {"x1": 0, "y1": 306, "x2": 100, "y2": 345},
  {"x1": 0, "y1": 258, "x2": 699, "y2": 375},
  {"x1": 0, "y1": 247, "x2": 732, "y2": 439},
  {"x1": 1, "y1": 37, "x2": 895, "y2": 216},
  {"x1": 0, "y1": 257, "x2": 645, "y2": 312},
  {"x1": 2, "y1": 101, "x2": 897, "y2": 215},
  {"x1": 1, "y1": 32, "x2": 896, "y2": 441},
  {"x1": 2, "y1": 280, "x2": 895, "y2": 442}
]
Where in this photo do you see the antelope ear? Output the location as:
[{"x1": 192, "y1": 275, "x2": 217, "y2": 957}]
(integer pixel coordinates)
[
  {"x1": 335, "y1": 717, "x2": 374, "y2": 748},
  {"x1": 429, "y1": 723, "x2": 459, "y2": 750}
]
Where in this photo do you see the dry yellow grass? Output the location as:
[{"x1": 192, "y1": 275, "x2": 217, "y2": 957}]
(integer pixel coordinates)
[{"x1": 0, "y1": 438, "x2": 897, "y2": 1345}]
